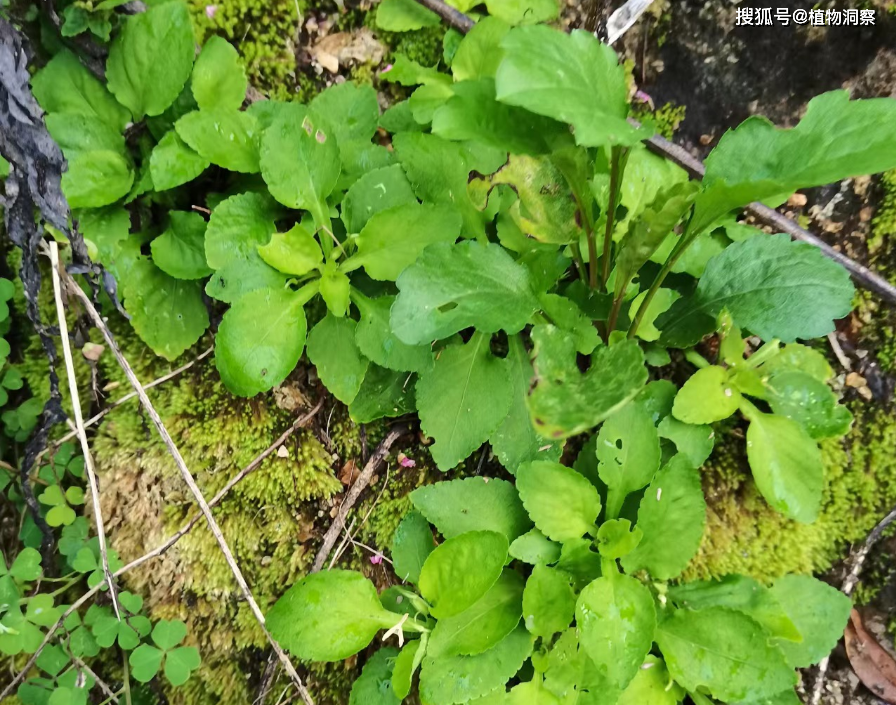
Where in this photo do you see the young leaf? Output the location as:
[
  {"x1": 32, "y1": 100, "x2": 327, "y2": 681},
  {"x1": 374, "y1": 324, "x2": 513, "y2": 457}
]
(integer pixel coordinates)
[
  {"x1": 617, "y1": 655, "x2": 685, "y2": 705},
  {"x1": 622, "y1": 454, "x2": 707, "y2": 579},
  {"x1": 106, "y1": 2, "x2": 195, "y2": 119},
  {"x1": 576, "y1": 572, "x2": 656, "y2": 690},
  {"x1": 615, "y1": 147, "x2": 689, "y2": 237},
  {"x1": 306, "y1": 315, "x2": 369, "y2": 404},
  {"x1": 509, "y1": 529, "x2": 560, "y2": 566},
  {"x1": 744, "y1": 409, "x2": 823, "y2": 523},
  {"x1": 215, "y1": 286, "x2": 307, "y2": 397},
  {"x1": 485, "y1": 0, "x2": 558, "y2": 25},
  {"x1": 765, "y1": 371, "x2": 853, "y2": 440},
  {"x1": 150, "y1": 131, "x2": 209, "y2": 191},
  {"x1": 418, "y1": 530, "x2": 508, "y2": 619},
  {"x1": 320, "y1": 264, "x2": 351, "y2": 317},
  {"x1": 419, "y1": 625, "x2": 534, "y2": 705},
  {"x1": 657, "y1": 416, "x2": 715, "y2": 467},
  {"x1": 391, "y1": 640, "x2": 423, "y2": 700},
  {"x1": 490, "y1": 335, "x2": 562, "y2": 473},
  {"x1": 176, "y1": 109, "x2": 260, "y2": 174},
  {"x1": 349, "y1": 202, "x2": 462, "y2": 282},
  {"x1": 655, "y1": 607, "x2": 797, "y2": 702},
  {"x1": 428, "y1": 570, "x2": 524, "y2": 657},
  {"x1": 347, "y1": 364, "x2": 416, "y2": 423},
  {"x1": 495, "y1": 26, "x2": 644, "y2": 147},
  {"x1": 522, "y1": 565, "x2": 574, "y2": 639},
  {"x1": 267, "y1": 570, "x2": 397, "y2": 661},
  {"x1": 376, "y1": 0, "x2": 440, "y2": 31},
  {"x1": 353, "y1": 294, "x2": 433, "y2": 373},
  {"x1": 409, "y1": 477, "x2": 531, "y2": 542},
  {"x1": 191, "y1": 36, "x2": 247, "y2": 112},
  {"x1": 205, "y1": 192, "x2": 279, "y2": 269},
  {"x1": 672, "y1": 365, "x2": 741, "y2": 425},
  {"x1": 391, "y1": 510, "x2": 435, "y2": 585},
  {"x1": 452, "y1": 17, "x2": 509, "y2": 81},
  {"x1": 350, "y1": 648, "x2": 400, "y2": 705},
  {"x1": 516, "y1": 460, "x2": 601, "y2": 542},
  {"x1": 150, "y1": 212, "x2": 212, "y2": 280},
  {"x1": 596, "y1": 519, "x2": 642, "y2": 560},
  {"x1": 768, "y1": 575, "x2": 852, "y2": 668},
  {"x1": 415, "y1": 332, "x2": 513, "y2": 470},
  {"x1": 341, "y1": 164, "x2": 418, "y2": 234},
  {"x1": 596, "y1": 402, "x2": 661, "y2": 518},
  {"x1": 659, "y1": 235, "x2": 854, "y2": 348},
  {"x1": 257, "y1": 224, "x2": 323, "y2": 276}
]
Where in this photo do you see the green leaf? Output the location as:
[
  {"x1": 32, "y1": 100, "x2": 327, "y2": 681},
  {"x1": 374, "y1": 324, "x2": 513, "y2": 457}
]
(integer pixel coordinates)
[
  {"x1": 576, "y1": 572, "x2": 656, "y2": 690},
  {"x1": 452, "y1": 17, "x2": 509, "y2": 81},
  {"x1": 149, "y1": 131, "x2": 209, "y2": 191},
  {"x1": 655, "y1": 607, "x2": 796, "y2": 702},
  {"x1": 164, "y1": 646, "x2": 201, "y2": 686},
  {"x1": 744, "y1": 409, "x2": 823, "y2": 523},
  {"x1": 419, "y1": 626, "x2": 534, "y2": 705},
  {"x1": 596, "y1": 518, "x2": 642, "y2": 560},
  {"x1": 657, "y1": 416, "x2": 715, "y2": 467},
  {"x1": 350, "y1": 648, "x2": 400, "y2": 705},
  {"x1": 205, "y1": 252, "x2": 287, "y2": 304},
  {"x1": 150, "y1": 211, "x2": 212, "y2": 280},
  {"x1": 341, "y1": 165, "x2": 418, "y2": 234},
  {"x1": 320, "y1": 264, "x2": 351, "y2": 317},
  {"x1": 32, "y1": 50, "x2": 130, "y2": 131},
  {"x1": 615, "y1": 146, "x2": 689, "y2": 238},
  {"x1": 376, "y1": 0, "x2": 440, "y2": 31},
  {"x1": 522, "y1": 565, "x2": 574, "y2": 639},
  {"x1": 517, "y1": 460, "x2": 600, "y2": 542},
  {"x1": 538, "y1": 294, "x2": 599, "y2": 354},
  {"x1": 353, "y1": 294, "x2": 433, "y2": 373},
  {"x1": 205, "y1": 192, "x2": 278, "y2": 269},
  {"x1": 267, "y1": 570, "x2": 396, "y2": 661},
  {"x1": 693, "y1": 91, "x2": 896, "y2": 234},
  {"x1": 486, "y1": 0, "x2": 558, "y2": 24},
  {"x1": 495, "y1": 26, "x2": 644, "y2": 147},
  {"x1": 310, "y1": 82, "x2": 379, "y2": 146},
  {"x1": 215, "y1": 286, "x2": 307, "y2": 397},
  {"x1": 769, "y1": 575, "x2": 851, "y2": 668},
  {"x1": 418, "y1": 530, "x2": 508, "y2": 619},
  {"x1": 392, "y1": 242, "x2": 539, "y2": 345},
  {"x1": 349, "y1": 202, "x2": 462, "y2": 282},
  {"x1": 759, "y1": 343, "x2": 832, "y2": 382},
  {"x1": 256, "y1": 224, "x2": 322, "y2": 276},
  {"x1": 622, "y1": 454, "x2": 706, "y2": 579},
  {"x1": 410, "y1": 477, "x2": 531, "y2": 542},
  {"x1": 527, "y1": 326, "x2": 647, "y2": 439},
  {"x1": 261, "y1": 105, "x2": 340, "y2": 222},
  {"x1": 554, "y1": 539, "x2": 601, "y2": 589},
  {"x1": 191, "y1": 36, "x2": 247, "y2": 111},
  {"x1": 46, "y1": 505, "x2": 76, "y2": 527},
  {"x1": 416, "y1": 333, "x2": 513, "y2": 470},
  {"x1": 151, "y1": 620, "x2": 187, "y2": 650},
  {"x1": 596, "y1": 402, "x2": 662, "y2": 518},
  {"x1": 490, "y1": 335, "x2": 562, "y2": 474},
  {"x1": 766, "y1": 371, "x2": 852, "y2": 440},
  {"x1": 391, "y1": 640, "x2": 423, "y2": 700},
  {"x1": 391, "y1": 511, "x2": 435, "y2": 585},
  {"x1": 509, "y1": 529, "x2": 560, "y2": 565},
  {"x1": 673, "y1": 365, "x2": 741, "y2": 425},
  {"x1": 393, "y1": 132, "x2": 486, "y2": 237},
  {"x1": 175, "y1": 109, "x2": 260, "y2": 174},
  {"x1": 429, "y1": 570, "x2": 524, "y2": 657},
  {"x1": 106, "y1": 2, "x2": 195, "y2": 119},
  {"x1": 129, "y1": 644, "x2": 164, "y2": 683},
  {"x1": 123, "y1": 259, "x2": 209, "y2": 361},
  {"x1": 659, "y1": 235, "x2": 855, "y2": 347},
  {"x1": 25, "y1": 594, "x2": 59, "y2": 627},
  {"x1": 618, "y1": 655, "x2": 685, "y2": 705},
  {"x1": 305, "y1": 315, "x2": 369, "y2": 404},
  {"x1": 347, "y1": 364, "x2": 416, "y2": 423}
]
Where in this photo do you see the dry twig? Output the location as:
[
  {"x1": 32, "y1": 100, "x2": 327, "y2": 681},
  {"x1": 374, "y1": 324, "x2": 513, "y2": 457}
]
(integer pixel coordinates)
[{"x1": 48, "y1": 242, "x2": 122, "y2": 621}]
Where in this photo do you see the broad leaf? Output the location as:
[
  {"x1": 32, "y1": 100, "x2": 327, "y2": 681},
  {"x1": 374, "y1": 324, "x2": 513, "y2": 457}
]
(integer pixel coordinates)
[
  {"x1": 410, "y1": 477, "x2": 531, "y2": 542},
  {"x1": 516, "y1": 460, "x2": 600, "y2": 542},
  {"x1": 176, "y1": 109, "x2": 260, "y2": 173},
  {"x1": 657, "y1": 416, "x2": 715, "y2": 468},
  {"x1": 257, "y1": 224, "x2": 322, "y2": 276},
  {"x1": 416, "y1": 333, "x2": 513, "y2": 470},
  {"x1": 527, "y1": 326, "x2": 647, "y2": 439},
  {"x1": 376, "y1": 0, "x2": 440, "y2": 31},
  {"x1": 617, "y1": 656, "x2": 684, "y2": 705},
  {"x1": 354, "y1": 294, "x2": 433, "y2": 373},
  {"x1": 205, "y1": 192, "x2": 279, "y2": 269},
  {"x1": 622, "y1": 454, "x2": 706, "y2": 579},
  {"x1": 349, "y1": 648, "x2": 400, "y2": 705},
  {"x1": 759, "y1": 343, "x2": 832, "y2": 382},
  {"x1": 205, "y1": 252, "x2": 286, "y2": 304},
  {"x1": 215, "y1": 286, "x2": 307, "y2": 397},
  {"x1": 306, "y1": 315, "x2": 369, "y2": 404},
  {"x1": 310, "y1": 82, "x2": 379, "y2": 146},
  {"x1": 418, "y1": 530, "x2": 508, "y2": 618},
  {"x1": 149, "y1": 131, "x2": 209, "y2": 191},
  {"x1": 391, "y1": 511, "x2": 435, "y2": 585},
  {"x1": 522, "y1": 565, "x2": 574, "y2": 638},
  {"x1": 106, "y1": 2, "x2": 195, "y2": 119},
  {"x1": 452, "y1": 17, "x2": 509, "y2": 81},
  {"x1": 191, "y1": 36, "x2": 247, "y2": 112},
  {"x1": 485, "y1": 0, "x2": 558, "y2": 25},
  {"x1": 267, "y1": 570, "x2": 396, "y2": 661},
  {"x1": 348, "y1": 364, "x2": 416, "y2": 423},
  {"x1": 672, "y1": 365, "x2": 741, "y2": 425},
  {"x1": 391, "y1": 640, "x2": 423, "y2": 700},
  {"x1": 341, "y1": 164, "x2": 418, "y2": 234},
  {"x1": 766, "y1": 371, "x2": 852, "y2": 440},
  {"x1": 150, "y1": 211, "x2": 212, "y2": 280},
  {"x1": 509, "y1": 529, "x2": 560, "y2": 566}
]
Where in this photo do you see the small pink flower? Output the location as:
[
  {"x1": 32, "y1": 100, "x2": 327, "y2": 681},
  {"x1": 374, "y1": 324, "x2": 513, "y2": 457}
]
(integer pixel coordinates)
[
  {"x1": 205, "y1": 5, "x2": 218, "y2": 19},
  {"x1": 370, "y1": 553, "x2": 384, "y2": 565},
  {"x1": 398, "y1": 453, "x2": 415, "y2": 468},
  {"x1": 634, "y1": 90, "x2": 654, "y2": 110},
  {"x1": 380, "y1": 64, "x2": 393, "y2": 75}
]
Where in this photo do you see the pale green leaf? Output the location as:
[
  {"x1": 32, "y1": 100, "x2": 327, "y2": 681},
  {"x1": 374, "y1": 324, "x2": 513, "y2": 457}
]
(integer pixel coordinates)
[
  {"x1": 657, "y1": 416, "x2": 715, "y2": 468},
  {"x1": 149, "y1": 131, "x2": 209, "y2": 191},
  {"x1": 672, "y1": 365, "x2": 741, "y2": 425},
  {"x1": 310, "y1": 82, "x2": 379, "y2": 146},
  {"x1": 452, "y1": 17, "x2": 509, "y2": 81},
  {"x1": 758, "y1": 343, "x2": 832, "y2": 382},
  {"x1": 150, "y1": 211, "x2": 211, "y2": 280},
  {"x1": 618, "y1": 656, "x2": 685, "y2": 705},
  {"x1": 509, "y1": 529, "x2": 560, "y2": 566},
  {"x1": 486, "y1": 0, "x2": 557, "y2": 24},
  {"x1": 522, "y1": 565, "x2": 574, "y2": 639},
  {"x1": 614, "y1": 146, "x2": 689, "y2": 239},
  {"x1": 376, "y1": 0, "x2": 440, "y2": 31},
  {"x1": 257, "y1": 224, "x2": 322, "y2": 276},
  {"x1": 391, "y1": 641, "x2": 422, "y2": 700},
  {"x1": 391, "y1": 511, "x2": 435, "y2": 585},
  {"x1": 129, "y1": 644, "x2": 164, "y2": 683},
  {"x1": 306, "y1": 315, "x2": 369, "y2": 404},
  {"x1": 205, "y1": 252, "x2": 287, "y2": 304},
  {"x1": 191, "y1": 36, "x2": 247, "y2": 111},
  {"x1": 175, "y1": 109, "x2": 260, "y2": 173},
  {"x1": 517, "y1": 460, "x2": 600, "y2": 542},
  {"x1": 320, "y1": 264, "x2": 351, "y2": 317}
]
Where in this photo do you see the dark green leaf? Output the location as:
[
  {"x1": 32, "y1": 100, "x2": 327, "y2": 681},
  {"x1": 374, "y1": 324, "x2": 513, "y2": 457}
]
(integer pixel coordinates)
[
  {"x1": 391, "y1": 511, "x2": 435, "y2": 585},
  {"x1": 348, "y1": 364, "x2": 416, "y2": 423},
  {"x1": 354, "y1": 294, "x2": 433, "y2": 373},
  {"x1": 176, "y1": 109, "x2": 260, "y2": 174},
  {"x1": 149, "y1": 131, "x2": 209, "y2": 191},
  {"x1": 150, "y1": 211, "x2": 212, "y2": 280},
  {"x1": 349, "y1": 648, "x2": 400, "y2": 705},
  {"x1": 766, "y1": 371, "x2": 853, "y2": 440},
  {"x1": 306, "y1": 315, "x2": 369, "y2": 404}
]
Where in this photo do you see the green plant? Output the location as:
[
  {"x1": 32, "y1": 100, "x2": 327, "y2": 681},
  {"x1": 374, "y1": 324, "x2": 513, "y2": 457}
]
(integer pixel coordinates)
[{"x1": 267, "y1": 454, "x2": 851, "y2": 704}]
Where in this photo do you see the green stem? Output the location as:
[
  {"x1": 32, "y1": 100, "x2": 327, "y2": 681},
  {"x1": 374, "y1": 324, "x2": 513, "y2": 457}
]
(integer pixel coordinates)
[
  {"x1": 744, "y1": 339, "x2": 782, "y2": 369},
  {"x1": 293, "y1": 280, "x2": 320, "y2": 307},
  {"x1": 570, "y1": 243, "x2": 589, "y2": 285},
  {"x1": 600, "y1": 146, "x2": 626, "y2": 289},
  {"x1": 685, "y1": 350, "x2": 711, "y2": 369},
  {"x1": 122, "y1": 649, "x2": 132, "y2": 705},
  {"x1": 606, "y1": 292, "x2": 625, "y2": 337},
  {"x1": 689, "y1": 692, "x2": 715, "y2": 705},
  {"x1": 605, "y1": 488, "x2": 624, "y2": 521}
]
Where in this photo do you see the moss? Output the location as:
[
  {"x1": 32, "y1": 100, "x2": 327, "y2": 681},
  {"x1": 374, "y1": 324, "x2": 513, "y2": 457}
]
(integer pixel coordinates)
[
  {"x1": 871, "y1": 169, "x2": 896, "y2": 254},
  {"x1": 631, "y1": 101, "x2": 686, "y2": 141}
]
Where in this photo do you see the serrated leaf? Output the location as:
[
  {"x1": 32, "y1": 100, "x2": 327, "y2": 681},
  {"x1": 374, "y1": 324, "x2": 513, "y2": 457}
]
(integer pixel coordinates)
[
  {"x1": 673, "y1": 365, "x2": 741, "y2": 425},
  {"x1": 416, "y1": 333, "x2": 513, "y2": 470},
  {"x1": 267, "y1": 570, "x2": 396, "y2": 661},
  {"x1": 495, "y1": 26, "x2": 644, "y2": 147},
  {"x1": 392, "y1": 242, "x2": 539, "y2": 346},
  {"x1": 766, "y1": 371, "x2": 853, "y2": 440},
  {"x1": 429, "y1": 570, "x2": 523, "y2": 657},
  {"x1": 622, "y1": 454, "x2": 706, "y2": 579},
  {"x1": 527, "y1": 326, "x2": 647, "y2": 439},
  {"x1": 175, "y1": 109, "x2": 260, "y2": 174},
  {"x1": 410, "y1": 477, "x2": 531, "y2": 542},
  {"x1": 151, "y1": 211, "x2": 212, "y2": 280},
  {"x1": 353, "y1": 294, "x2": 433, "y2": 373},
  {"x1": 350, "y1": 648, "x2": 400, "y2": 705},
  {"x1": 522, "y1": 565, "x2": 574, "y2": 639},
  {"x1": 376, "y1": 0, "x2": 440, "y2": 31},
  {"x1": 341, "y1": 164, "x2": 418, "y2": 234},
  {"x1": 656, "y1": 607, "x2": 796, "y2": 702},
  {"x1": 391, "y1": 511, "x2": 435, "y2": 585},
  {"x1": 615, "y1": 146, "x2": 689, "y2": 238},
  {"x1": 215, "y1": 286, "x2": 307, "y2": 397},
  {"x1": 419, "y1": 530, "x2": 508, "y2": 619},
  {"x1": 106, "y1": 2, "x2": 195, "y2": 119},
  {"x1": 191, "y1": 36, "x2": 247, "y2": 111},
  {"x1": 149, "y1": 131, "x2": 209, "y2": 191},
  {"x1": 576, "y1": 572, "x2": 656, "y2": 690},
  {"x1": 517, "y1": 460, "x2": 600, "y2": 542},
  {"x1": 257, "y1": 224, "x2": 322, "y2": 276},
  {"x1": 205, "y1": 192, "x2": 279, "y2": 269}
]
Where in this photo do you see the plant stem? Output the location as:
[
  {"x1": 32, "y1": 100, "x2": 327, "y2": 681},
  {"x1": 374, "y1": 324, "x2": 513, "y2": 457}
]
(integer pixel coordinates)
[
  {"x1": 605, "y1": 488, "x2": 624, "y2": 522},
  {"x1": 293, "y1": 279, "x2": 320, "y2": 307},
  {"x1": 122, "y1": 650, "x2": 132, "y2": 705},
  {"x1": 744, "y1": 339, "x2": 781, "y2": 368},
  {"x1": 606, "y1": 293, "x2": 625, "y2": 337},
  {"x1": 570, "y1": 243, "x2": 589, "y2": 284},
  {"x1": 600, "y1": 146, "x2": 626, "y2": 289},
  {"x1": 685, "y1": 349, "x2": 711, "y2": 369}
]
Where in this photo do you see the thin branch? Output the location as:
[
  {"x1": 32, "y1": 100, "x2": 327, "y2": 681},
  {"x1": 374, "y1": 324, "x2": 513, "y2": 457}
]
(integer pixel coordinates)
[
  {"x1": 60, "y1": 273, "x2": 316, "y2": 705},
  {"x1": 48, "y1": 242, "x2": 122, "y2": 621},
  {"x1": 71, "y1": 654, "x2": 118, "y2": 701},
  {"x1": 312, "y1": 425, "x2": 410, "y2": 572}
]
